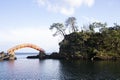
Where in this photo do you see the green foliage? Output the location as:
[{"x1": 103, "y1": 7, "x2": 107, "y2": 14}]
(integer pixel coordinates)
[
  {"x1": 89, "y1": 22, "x2": 107, "y2": 32},
  {"x1": 65, "y1": 17, "x2": 78, "y2": 33},
  {"x1": 49, "y1": 17, "x2": 78, "y2": 37},
  {"x1": 59, "y1": 22, "x2": 120, "y2": 59},
  {"x1": 50, "y1": 23, "x2": 66, "y2": 37}
]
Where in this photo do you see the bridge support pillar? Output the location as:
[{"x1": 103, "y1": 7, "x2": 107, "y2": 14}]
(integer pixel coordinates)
[
  {"x1": 9, "y1": 54, "x2": 16, "y2": 60},
  {"x1": 39, "y1": 51, "x2": 46, "y2": 59}
]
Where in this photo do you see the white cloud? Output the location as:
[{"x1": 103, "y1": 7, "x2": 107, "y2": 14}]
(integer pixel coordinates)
[{"x1": 36, "y1": 0, "x2": 95, "y2": 16}]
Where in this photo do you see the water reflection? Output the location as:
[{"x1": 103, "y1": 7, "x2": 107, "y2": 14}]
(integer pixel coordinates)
[
  {"x1": 7, "y1": 60, "x2": 15, "y2": 70},
  {"x1": 38, "y1": 59, "x2": 61, "y2": 80},
  {"x1": 59, "y1": 60, "x2": 120, "y2": 79},
  {"x1": 0, "y1": 54, "x2": 120, "y2": 79}
]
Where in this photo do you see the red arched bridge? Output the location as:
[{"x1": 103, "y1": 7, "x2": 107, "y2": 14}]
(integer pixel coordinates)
[{"x1": 7, "y1": 43, "x2": 45, "y2": 55}]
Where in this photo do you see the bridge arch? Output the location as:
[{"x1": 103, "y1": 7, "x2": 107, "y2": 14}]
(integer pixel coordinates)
[{"x1": 7, "y1": 43, "x2": 45, "y2": 55}]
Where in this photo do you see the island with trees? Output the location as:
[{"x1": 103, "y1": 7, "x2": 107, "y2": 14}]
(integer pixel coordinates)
[
  {"x1": 1, "y1": 17, "x2": 120, "y2": 61},
  {"x1": 26, "y1": 17, "x2": 120, "y2": 60}
]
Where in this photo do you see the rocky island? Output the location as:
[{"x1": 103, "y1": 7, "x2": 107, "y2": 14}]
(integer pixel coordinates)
[{"x1": 28, "y1": 17, "x2": 120, "y2": 60}]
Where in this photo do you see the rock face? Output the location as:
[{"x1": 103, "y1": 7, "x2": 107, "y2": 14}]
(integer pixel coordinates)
[
  {"x1": 27, "y1": 52, "x2": 83, "y2": 60},
  {"x1": 27, "y1": 51, "x2": 46, "y2": 59},
  {"x1": 49, "y1": 52, "x2": 64, "y2": 59},
  {"x1": 0, "y1": 51, "x2": 16, "y2": 60},
  {"x1": 8, "y1": 54, "x2": 17, "y2": 60},
  {"x1": 27, "y1": 52, "x2": 63, "y2": 59},
  {"x1": 59, "y1": 32, "x2": 86, "y2": 60}
]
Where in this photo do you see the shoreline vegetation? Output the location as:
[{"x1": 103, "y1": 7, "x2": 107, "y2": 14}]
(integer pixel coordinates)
[{"x1": 1, "y1": 17, "x2": 120, "y2": 61}]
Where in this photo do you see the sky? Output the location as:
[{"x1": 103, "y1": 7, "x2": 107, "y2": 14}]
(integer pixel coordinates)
[{"x1": 0, "y1": 0, "x2": 120, "y2": 53}]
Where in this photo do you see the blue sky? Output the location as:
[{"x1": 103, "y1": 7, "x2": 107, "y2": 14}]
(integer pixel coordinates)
[{"x1": 0, "y1": 0, "x2": 120, "y2": 53}]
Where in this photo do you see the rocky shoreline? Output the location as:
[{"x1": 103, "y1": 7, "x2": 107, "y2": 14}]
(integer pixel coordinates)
[
  {"x1": 1, "y1": 51, "x2": 119, "y2": 61},
  {"x1": 27, "y1": 52, "x2": 119, "y2": 61}
]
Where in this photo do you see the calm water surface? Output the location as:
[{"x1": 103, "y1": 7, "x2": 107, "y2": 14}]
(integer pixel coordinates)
[{"x1": 0, "y1": 53, "x2": 120, "y2": 80}]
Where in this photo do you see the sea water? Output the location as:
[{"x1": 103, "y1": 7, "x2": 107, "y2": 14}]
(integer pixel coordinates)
[{"x1": 0, "y1": 53, "x2": 120, "y2": 80}]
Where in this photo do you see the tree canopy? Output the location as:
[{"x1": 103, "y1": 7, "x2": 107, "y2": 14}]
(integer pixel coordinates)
[
  {"x1": 50, "y1": 23, "x2": 66, "y2": 37},
  {"x1": 49, "y1": 17, "x2": 78, "y2": 37}
]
